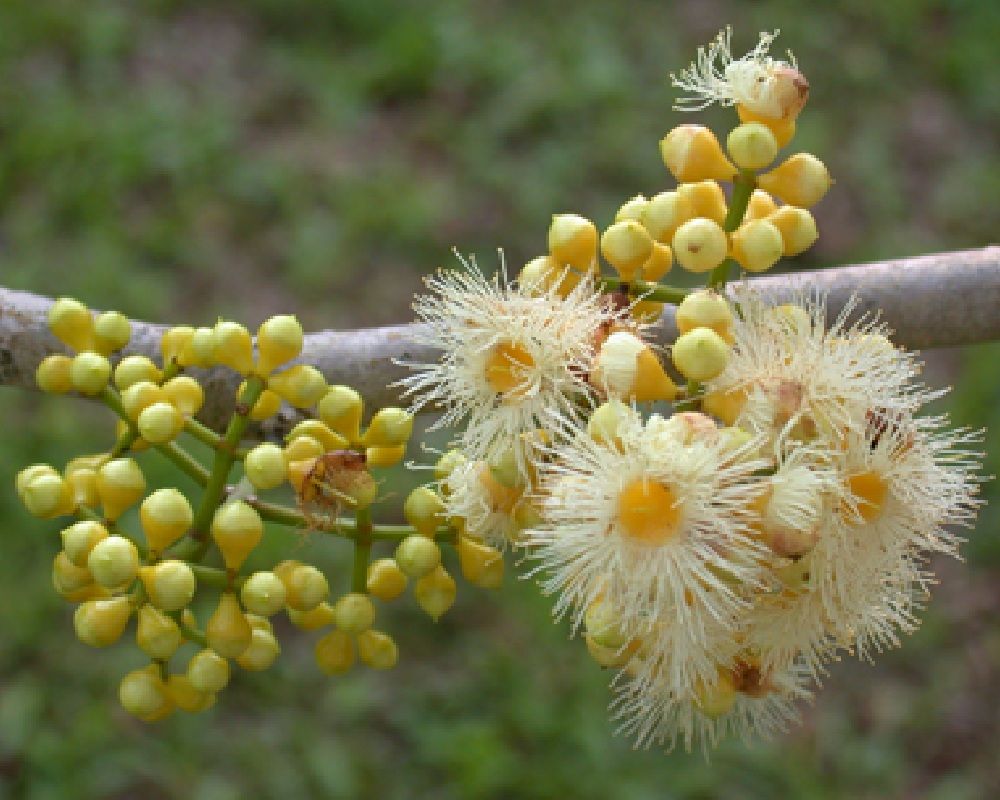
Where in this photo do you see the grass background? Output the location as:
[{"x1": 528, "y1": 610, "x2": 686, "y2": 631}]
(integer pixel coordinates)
[{"x1": 1, "y1": 1, "x2": 999, "y2": 797}]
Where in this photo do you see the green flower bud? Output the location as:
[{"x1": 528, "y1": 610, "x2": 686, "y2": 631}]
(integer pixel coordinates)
[
  {"x1": 584, "y1": 599, "x2": 628, "y2": 649},
  {"x1": 256, "y1": 314, "x2": 303, "y2": 375},
  {"x1": 187, "y1": 648, "x2": 230, "y2": 694},
  {"x1": 600, "y1": 219, "x2": 654, "y2": 281},
  {"x1": 726, "y1": 122, "x2": 779, "y2": 170},
  {"x1": 69, "y1": 351, "x2": 111, "y2": 395},
  {"x1": 178, "y1": 326, "x2": 216, "y2": 368},
  {"x1": 36, "y1": 355, "x2": 74, "y2": 394},
  {"x1": 48, "y1": 297, "x2": 94, "y2": 352},
  {"x1": 121, "y1": 381, "x2": 166, "y2": 421},
  {"x1": 672, "y1": 217, "x2": 728, "y2": 273},
  {"x1": 287, "y1": 601, "x2": 335, "y2": 631},
  {"x1": 357, "y1": 630, "x2": 398, "y2": 670},
  {"x1": 244, "y1": 443, "x2": 288, "y2": 491},
  {"x1": 93, "y1": 310, "x2": 131, "y2": 354},
  {"x1": 166, "y1": 674, "x2": 213, "y2": 714},
  {"x1": 332, "y1": 592, "x2": 375, "y2": 635},
  {"x1": 394, "y1": 535, "x2": 441, "y2": 579},
  {"x1": 52, "y1": 550, "x2": 94, "y2": 595},
  {"x1": 16, "y1": 464, "x2": 58, "y2": 496},
  {"x1": 240, "y1": 571, "x2": 287, "y2": 616}
]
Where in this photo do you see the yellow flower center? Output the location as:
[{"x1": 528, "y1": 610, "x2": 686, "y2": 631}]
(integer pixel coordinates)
[
  {"x1": 616, "y1": 479, "x2": 681, "y2": 545},
  {"x1": 845, "y1": 470, "x2": 888, "y2": 523},
  {"x1": 484, "y1": 341, "x2": 535, "y2": 394}
]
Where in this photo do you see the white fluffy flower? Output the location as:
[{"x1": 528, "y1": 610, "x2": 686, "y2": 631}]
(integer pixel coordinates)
[{"x1": 440, "y1": 458, "x2": 530, "y2": 549}]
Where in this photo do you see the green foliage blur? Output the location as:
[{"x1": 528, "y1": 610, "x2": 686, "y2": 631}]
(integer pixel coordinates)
[{"x1": 2, "y1": 1, "x2": 999, "y2": 797}]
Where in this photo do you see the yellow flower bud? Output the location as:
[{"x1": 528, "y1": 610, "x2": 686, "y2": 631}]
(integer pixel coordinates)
[
  {"x1": 403, "y1": 487, "x2": 445, "y2": 538},
  {"x1": 630, "y1": 300, "x2": 664, "y2": 324},
  {"x1": 394, "y1": 534, "x2": 441, "y2": 579},
  {"x1": 36, "y1": 355, "x2": 73, "y2": 394},
  {"x1": 362, "y1": 407, "x2": 413, "y2": 448},
  {"x1": 703, "y1": 387, "x2": 747, "y2": 426},
  {"x1": 677, "y1": 180, "x2": 728, "y2": 225},
  {"x1": 114, "y1": 355, "x2": 162, "y2": 390},
  {"x1": 672, "y1": 217, "x2": 728, "y2": 273},
  {"x1": 119, "y1": 666, "x2": 172, "y2": 721},
  {"x1": 600, "y1": 220, "x2": 654, "y2": 281},
  {"x1": 730, "y1": 219, "x2": 784, "y2": 273},
  {"x1": 434, "y1": 450, "x2": 466, "y2": 483},
  {"x1": 757, "y1": 153, "x2": 832, "y2": 208},
  {"x1": 240, "y1": 571, "x2": 287, "y2": 616},
  {"x1": 593, "y1": 331, "x2": 677, "y2": 403},
  {"x1": 283, "y1": 439, "x2": 325, "y2": 473},
  {"x1": 366, "y1": 558, "x2": 408, "y2": 601},
  {"x1": 69, "y1": 351, "x2": 111, "y2": 395},
  {"x1": 93, "y1": 311, "x2": 131, "y2": 355},
  {"x1": 280, "y1": 563, "x2": 329, "y2": 612},
  {"x1": 767, "y1": 206, "x2": 818, "y2": 256},
  {"x1": 676, "y1": 290, "x2": 733, "y2": 339},
  {"x1": 256, "y1": 314, "x2": 304, "y2": 376},
  {"x1": 615, "y1": 194, "x2": 648, "y2": 223},
  {"x1": 584, "y1": 634, "x2": 634, "y2": 668},
  {"x1": 660, "y1": 124, "x2": 736, "y2": 183},
  {"x1": 166, "y1": 674, "x2": 213, "y2": 713},
  {"x1": 178, "y1": 326, "x2": 216, "y2": 368},
  {"x1": 315, "y1": 629, "x2": 355, "y2": 675},
  {"x1": 518, "y1": 254, "x2": 557, "y2": 295},
  {"x1": 640, "y1": 242, "x2": 673, "y2": 282},
  {"x1": 161, "y1": 326, "x2": 194, "y2": 367},
  {"x1": 16, "y1": 464, "x2": 58, "y2": 495},
  {"x1": 366, "y1": 445, "x2": 406, "y2": 468},
  {"x1": 136, "y1": 604, "x2": 183, "y2": 659},
  {"x1": 547, "y1": 213, "x2": 598, "y2": 271},
  {"x1": 414, "y1": 565, "x2": 456, "y2": 621},
  {"x1": 737, "y1": 104, "x2": 796, "y2": 148},
  {"x1": 726, "y1": 122, "x2": 778, "y2": 170},
  {"x1": 332, "y1": 592, "x2": 375, "y2": 635},
  {"x1": 48, "y1": 297, "x2": 94, "y2": 351},
  {"x1": 120, "y1": 381, "x2": 165, "y2": 421},
  {"x1": 671, "y1": 328, "x2": 731, "y2": 382},
  {"x1": 65, "y1": 468, "x2": 99, "y2": 507},
  {"x1": 140, "y1": 488, "x2": 193, "y2": 553},
  {"x1": 213, "y1": 320, "x2": 254, "y2": 375},
  {"x1": 248, "y1": 386, "x2": 282, "y2": 421},
  {"x1": 268, "y1": 365, "x2": 327, "y2": 408},
  {"x1": 744, "y1": 189, "x2": 779, "y2": 222},
  {"x1": 641, "y1": 191, "x2": 693, "y2": 244},
  {"x1": 357, "y1": 630, "x2": 398, "y2": 670},
  {"x1": 585, "y1": 599, "x2": 628, "y2": 649},
  {"x1": 241, "y1": 443, "x2": 286, "y2": 491},
  {"x1": 287, "y1": 601, "x2": 336, "y2": 631},
  {"x1": 52, "y1": 550, "x2": 94, "y2": 595},
  {"x1": 236, "y1": 628, "x2": 280, "y2": 671},
  {"x1": 288, "y1": 420, "x2": 349, "y2": 452},
  {"x1": 694, "y1": 670, "x2": 737, "y2": 718},
  {"x1": 87, "y1": 534, "x2": 139, "y2": 588},
  {"x1": 20, "y1": 472, "x2": 74, "y2": 518},
  {"x1": 206, "y1": 592, "x2": 252, "y2": 659},
  {"x1": 210, "y1": 501, "x2": 263, "y2": 570},
  {"x1": 74, "y1": 596, "x2": 132, "y2": 647},
  {"x1": 162, "y1": 376, "x2": 204, "y2": 416},
  {"x1": 61, "y1": 521, "x2": 108, "y2": 567},
  {"x1": 139, "y1": 560, "x2": 196, "y2": 611},
  {"x1": 137, "y1": 401, "x2": 183, "y2": 444},
  {"x1": 586, "y1": 400, "x2": 638, "y2": 451},
  {"x1": 456, "y1": 536, "x2": 504, "y2": 588},
  {"x1": 187, "y1": 648, "x2": 231, "y2": 693},
  {"x1": 317, "y1": 385, "x2": 363, "y2": 442}
]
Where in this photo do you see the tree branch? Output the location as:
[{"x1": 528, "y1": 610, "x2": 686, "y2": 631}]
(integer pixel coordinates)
[{"x1": 2, "y1": 247, "x2": 998, "y2": 432}]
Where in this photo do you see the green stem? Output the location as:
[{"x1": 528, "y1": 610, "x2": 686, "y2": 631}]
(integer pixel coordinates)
[
  {"x1": 708, "y1": 169, "x2": 757, "y2": 289},
  {"x1": 158, "y1": 441, "x2": 210, "y2": 486},
  {"x1": 351, "y1": 508, "x2": 373, "y2": 593},
  {"x1": 169, "y1": 611, "x2": 208, "y2": 647},
  {"x1": 184, "y1": 416, "x2": 225, "y2": 451},
  {"x1": 598, "y1": 277, "x2": 690, "y2": 305},
  {"x1": 190, "y1": 563, "x2": 243, "y2": 590}
]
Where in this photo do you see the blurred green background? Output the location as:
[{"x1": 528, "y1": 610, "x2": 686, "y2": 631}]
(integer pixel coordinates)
[{"x1": 1, "y1": 1, "x2": 999, "y2": 797}]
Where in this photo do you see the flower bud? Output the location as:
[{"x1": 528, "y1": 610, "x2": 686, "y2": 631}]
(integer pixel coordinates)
[
  {"x1": 162, "y1": 376, "x2": 204, "y2": 416},
  {"x1": 137, "y1": 401, "x2": 183, "y2": 444},
  {"x1": 672, "y1": 217, "x2": 728, "y2": 273},
  {"x1": 726, "y1": 122, "x2": 778, "y2": 170},
  {"x1": 403, "y1": 487, "x2": 445, "y2": 538},
  {"x1": 178, "y1": 326, "x2": 216, "y2": 368},
  {"x1": 315, "y1": 629, "x2": 355, "y2": 675},
  {"x1": 213, "y1": 320, "x2": 254, "y2": 375},
  {"x1": 166, "y1": 674, "x2": 213, "y2": 713},
  {"x1": 161, "y1": 326, "x2": 194, "y2": 366},
  {"x1": 366, "y1": 558, "x2": 408, "y2": 601},
  {"x1": 362, "y1": 407, "x2": 414, "y2": 448},
  {"x1": 136, "y1": 604, "x2": 183, "y2": 659},
  {"x1": 694, "y1": 670, "x2": 737, "y2": 718},
  {"x1": 766, "y1": 206, "x2": 818, "y2": 256},
  {"x1": 268, "y1": 365, "x2": 327, "y2": 408},
  {"x1": 187, "y1": 648, "x2": 230, "y2": 693},
  {"x1": 211, "y1": 501, "x2": 263, "y2": 570},
  {"x1": 641, "y1": 191, "x2": 694, "y2": 244},
  {"x1": 48, "y1": 297, "x2": 94, "y2": 352},
  {"x1": 206, "y1": 592, "x2": 252, "y2": 658},
  {"x1": 357, "y1": 630, "x2": 398, "y2": 670},
  {"x1": 414, "y1": 565, "x2": 456, "y2": 621},
  {"x1": 114, "y1": 355, "x2": 162, "y2": 390},
  {"x1": 547, "y1": 214, "x2": 598, "y2": 271},
  {"x1": 119, "y1": 666, "x2": 172, "y2": 721},
  {"x1": 677, "y1": 180, "x2": 728, "y2": 225},
  {"x1": 52, "y1": 550, "x2": 94, "y2": 595},
  {"x1": 87, "y1": 535, "x2": 139, "y2": 588},
  {"x1": 676, "y1": 290, "x2": 733, "y2": 338},
  {"x1": 703, "y1": 388, "x2": 747, "y2": 426},
  {"x1": 434, "y1": 450, "x2": 467, "y2": 483},
  {"x1": 280, "y1": 563, "x2": 329, "y2": 612},
  {"x1": 587, "y1": 400, "x2": 639, "y2": 451},
  {"x1": 600, "y1": 220, "x2": 654, "y2": 281},
  {"x1": 287, "y1": 601, "x2": 336, "y2": 631},
  {"x1": 394, "y1": 535, "x2": 441, "y2": 579},
  {"x1": 93, "y1": 311, "x2": 131, "y2": 354},
  {"x1": 615, "y1": 194, "x2": 648, "y2": 223},
  {"x1": 20, "y1": 472, "x2": 74, "y2": 518},
  {"x1": 16, "y1": 464, "x2": 58, "y2": 495},
  {"x1": 737, "y1": 104, "x2": 796, "y2": 148},
  {"x1": 61, "y1": 521, "x2": 108, "y2": 566},
  {"x1": 317, "y1": 385, "x2": 363, "y2": 442},
  {"x1": 284, "y1": 434, "x2": 324, "y2": 465},
  {"x1": 660, "y1": 124, "x2": 736, "y2": 183},
  {"x1": 140, "y1": 488, "x2": 193, "y2": 553},
  {"x1": 757, "y1": 153, "x2": 831, "y2": 208},
  {"x1": 236, "y1": 628, "x2": 281, "y2": 671},
  {"x1": 288, "y1": 420, "x2": 349, "y2": 452},
  {"x1": 65, "y1": 468, "x2": 97, "y2": 508},
  {"x1": 641, "y1": 242, "x2": 673, "y2": 282},
  {"x1": 96, "y1": 458, "x2": 145, "y2": 520},
  {"x1": 518, "y1": 254, "x2": 557, "y2": 295},
  {"x1": 629, "y1": 300, "x2": 664, "y2": 324},
  {"x1": 585, "y1": 634, "x2": 634, "y2": 668},
  {"x1": 256, "y1": 314, "x2": 303, "y2": 375},
  {"x1": 456, "y1": 536, "x2": 504, "y2": 589},
  {"x1": 240, "y1": 443, "x2": 285, "y2": 491},
  {"x1": 74, "y1": 596, "x2": 132, "y2": 647},
  {"x1": 585, "y1": 599, "x2": 628, "y2": 649},
  {"x1": 745, "y1": 189, "x2": 779, "y2": 222},
  {"x1": 366, "y1": 445, "x2": 406, "y2": 468},
  {"x1": 139, "y1": 560, "x2": 196, "y2": 611},
  {"x1": 593, "y1": 331, "x2": 677, "y2": 403},
  {"x1": 672, "y1": 328, "x2": 730, "y2": 382},
  {"x1": 36, "y1": 355, "x2": 74, "y2": 394},
  {"x1": 249, "y1": 387, "x2": 282, "y2": 421},
  {"x1": 121, "y1": 381, "x2": 166, "y2": 421},
  {"x1": 69, "y1": 351, "x2": 111, "y2": 395},
  {"x1": 730, "y1": 219, "x2": 784, "y2": 273},
  {"x1": 240, "y1": 571, "x2": 287, "y2": 616}
]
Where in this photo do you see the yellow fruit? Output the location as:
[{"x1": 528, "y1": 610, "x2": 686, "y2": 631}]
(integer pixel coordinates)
[
  {"x1": 757, "y1": 153, "x2": 832, "y2": 208},
  {"x1": 726, "y1": 122, "x2": 779, "y2": 170},
  {"x1": 366, "y1": 558, "x2": 408, "y2": 601},
  {"x1": 317, "y1": 385, "x2": 363, "y2": 442},
  {"x1": 213, "y1": 321, "x2": 254, "y2": 375},
  {"x1": 140, "y1": 487, "x2": 193, "y2": 554},
  {"x1": 394, "y1": 535, "x2": 441, "y2": 579},
  {"x1": 600, "y1": 220, "x2": 654, "y2": 281},
  {"x1": 315, "y1": 629, "x2": 355, "y2": 675},
  {"x1": 136, "y1": 604, "x2": 183, "y2": 659},
  {"x1": 206, "y1": 592, "x2": 252, "y2": 659},
  {"x1": 47, "y1": 297, "x2": 94, "y2": 351},
  {"x1": 210, "y1": 501, "x2": 264, "y2": 570},
  {"x1": 414, "y1": 565, "x2": 456, "y2": 621},
  {"x1": 162, "y1": 376, "x2": 204, "y2": 416},
  {"x1": 93, "y1": 311, "x2": 131, "y2": 354},
  {"x1": 671, "y1": 328, "x2": 731, "y2": 382},
  {"x1": 268, "y1": 365, "x2": 327, "y2": 408},
  {"x1": 74, "y1": 596, "x2": 132, "y2": 647},
  {"x1": 187, "y1": 649, "x2": 231, "y2": 693},
  {"x1": 69, "y1": 352, "x2": 111, "y2": 395},
  {"x1": 548, "y1": 214, "x2": 598, "y2": 271},
  {"x1": 672, "y1": 217, "x2": 728, "y2": 273},
  {"x1": 660, "y1": 124, "x2": 736, "y2": 183},
  {"x1": 139, "y1": 560, "x2": 196, "y2": 611},
  {"x1": 256, "y1": 314, "x2": 304, "y2": 376},
  {"x1": 87, "y1": 535, "x2": 139, "y2": 588},
  {"x1": 730, "y1": 219, "x2": 784, "y2": 273},
  {"x1": 96, "y1": 458, "x2": 146, "y2": 520},
  {"x1": 357, "y1": 630, "x2": 398, "y2": 670},
  {"x1": 36, "y1": 355, "x2": 74, "y2": 394},
  {"x1": 766, "y1": 206, "x2": 818, "y2": 256}
]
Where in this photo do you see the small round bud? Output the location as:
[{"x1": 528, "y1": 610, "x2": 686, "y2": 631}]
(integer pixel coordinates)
[
  {"x1": 137, "y1": 401, "x2": 183, "y2": 444},
  {"x1": 317, "y1": 385, "x2": 363, "y2": 442},
  {"x1": 187, "y1": 648, "x2": 231, "y2": 694},
  {"x1": 136, "y1": 604, "x2": 184, "y2": 659},
  {"x1": 593, "y1": 331, "x2": 677, "y2": 403},
  {"x1": 241, "y1": 571, "x2": 287, "y2": 616},
  {"x1": 672, "y1": 217, "x2": 728, "y2": 273},
  {"x1": 206, "y1": 592, "x2": 252, "y2": 659},
  {"x1": 287, "y1": 602, "x2": 336, "y2": 631},
  {"x1": 362, "y1": 407, "x2": 414, "y2": 448},
  {"x1": 20, "y1": 472, "x2": 74, "y2": 518},
  {"x1": 48, "y1": 297, "x2": 94, "y2": 352},
  {"x1": 332, "y1": 592, "x2": 375, "y2": 634},
  {"x1": 139, "y1": 560, "x2": 196, "y2": 611},
  {"x1": 660, "y1": 124, "x2": 736, "y2": 183},
  {"x1": 280, "y1": 564, "x2": 329, "y2": 612},
  {"x1": 140, "y1": 488, "x2": 193, "y2": 553},
  {"x1": 403, "y1": 487, "x2": 445, "y2": 538},
  {"x1": 36, "y1": 355, "x2": 73, "y2": 394},
  {"x1": 16, "y1": 464, "x2": 58, "y2": 495},
  {"x1": 366, "y1": 558, "x2": 408, "y2": 601},
  {"x1": 166, "y1": 674, "x2": 213, "y2": 714},
  {"x1": 162, "y1": 376, "x2": 204, "y2": 416},
  {"x1": 394, "y1": 535, "x2": 441, "y2": 579},
  {"x1": 615, "y1": 194, "x2": 648, "y2": 223},
  {"x1": 366, "y1": 445, "x2": 406, "y2": 469},
  {"x1": 66, "y1": 467, "x2": 99, "y2": 508},
  {"x1": 587, "y1": 400, "x2": 639, "y2": 451},
  {"x1": 548, "y1": 214, "x2": 597, "y2": 271},
  {"x1": 414, "y1": 565, "x2": 456, "y2": 621},
  {"x1": 357, "y1": 630, "x2": 398, "y2": 670},
  {"x1": 456, "y1": 536, "x2": 504, "y2": 589},
  {"x1": 213, "y1": 320, "x2": 254, "y2": 375},
  {"x1": 702, "y1": 388, "x2": 747, "y2": 426},
  {"x1": 433, "y1": 450, "x2": 466, "y2": 483},
  {"x1": 268, "y1": 365, "x2": 327, "y2": 408},
  {"x1": 600, "y1": 220, "x2": 654, "y2": 281},
  {"x1": 52, "y1": 550, "x2": 94, "y2": 595},
  {"x1": 114, "y1": 355, "x2": 162, "y2": 390},
  {"x1": 283, "y1": 434, "x2": 325, "y2": 465},
  {"x1": 210, "y1": 501, "x2": 264, "y2": 570},
  {"x1": 767, "y1": 206, "x2": 818, "y2": 256},
  {"x1": 161, "y1": 326, "x2": 194, "y2": 366},
  {"x1": 178, "y1": 326, "x2": 216, "y2": 368},
  {"x1": 726, "y1": 122, "x2": 779, "y2": 170},
  {"x1": 121, "y1": 381, "x2": 166, "y2": 421},
  {"x1": 93, "y1": 310, "x2": 131, "y2": 354},
  {"x1": 757, "y1": 153, "x2": 832, "y2": 208},
  {"x1": 676, "y1": 290, "x2": 733, "y2": 338},
  {"x1": 745, "y1": 189, "x2": 779, "y2": 222},
  {"x1": 671, "y1": 328, "x2": 731, "y2": 382},
  {"x1": 584, "y1": 599, "x2": 627, "y2": 649},
  {"x1": 737, "y1": 103, "x2": 797, "y2": 148},
  {"x1": 641, "y1": 191, "x2": 693, "y2": 244},
  {"x1": 256, "y1": 314, "x2": 303, "y2": 375},
  {"x1": 315, "y1": 629, "x2": 355, "y2": 675},
  {"x1": 61, "y1": 520, "x2": 108, "y2": 567},
  {"x1": 244, "y1": 443, "x2": 288, "y2": 491},
  {"x1": 694, "y1": 670, "x2": 738, "y2": 718},
  {"x1": 69, "y1": 351, "x2": 111, "y2": 395},
  {"x1": 641, "y1": 242, "x2": 673, "y2": 282},
  {"x1": 119, "y1": 666, "x2": 171, "y2": 721},
  {"x1": 585, "y1": 634, "x2": 633, "y2": 668},
  {"x1": 87, "y1": 535, "x2": 139, "y2": 588},
  {"x1": 288, "y1": 420, "x2": 349, "y2": 452},
  {"x1": 518, "y1": 254, "x2": 557, "y2": 295},
  {"x1": 74, "y1": 596, "x2": 132, "y2": 647},
  {"x1": 677, "y1": 180, "x2": 728, "y2": 225},
  {"x1": 730, "y1": 219, "x2": 784, "y2": 273},
  {"x1": 249, "y1": 387, "x2": 282, "y2": 421},
  {"x1": 236, "y1": 628, "x2": 281, "y2": 671}
]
